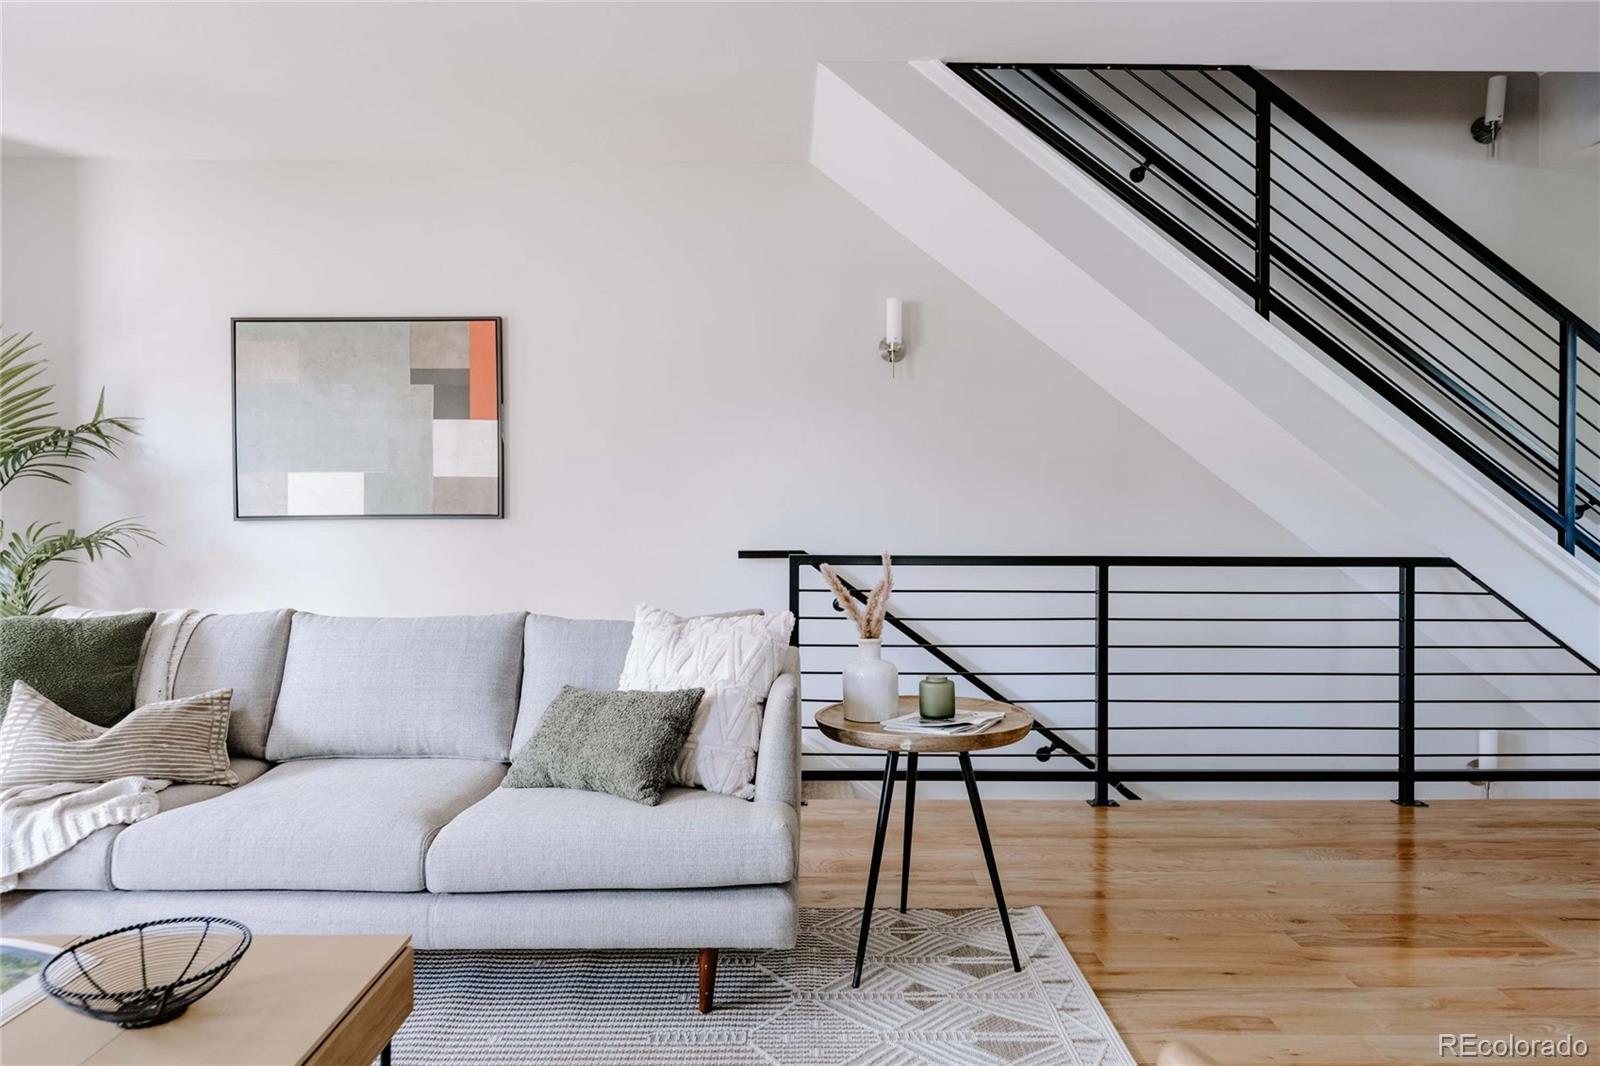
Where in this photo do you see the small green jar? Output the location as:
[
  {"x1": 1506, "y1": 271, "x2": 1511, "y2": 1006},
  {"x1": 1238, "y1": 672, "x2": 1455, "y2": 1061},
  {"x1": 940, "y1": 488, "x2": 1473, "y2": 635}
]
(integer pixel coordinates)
[{"x1": 919, "y1": 675, "x2": 956, "y2": 719}]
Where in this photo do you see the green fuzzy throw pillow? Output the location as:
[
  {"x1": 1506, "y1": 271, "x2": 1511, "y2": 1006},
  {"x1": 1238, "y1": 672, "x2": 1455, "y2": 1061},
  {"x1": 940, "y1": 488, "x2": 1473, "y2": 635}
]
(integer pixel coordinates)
[
  {"x1": 0, "y1": 613, "x2": 156, "y2": 726},
  {"x1": 504, "y1": 685, "x2": 705, "y2": 806}
]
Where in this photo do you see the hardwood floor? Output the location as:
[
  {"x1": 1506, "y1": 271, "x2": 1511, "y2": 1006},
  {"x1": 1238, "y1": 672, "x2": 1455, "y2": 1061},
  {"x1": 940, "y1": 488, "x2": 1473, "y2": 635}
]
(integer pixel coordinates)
[{"x1": 798, "y1": 798, "x2": 1600, "y2": 1065}]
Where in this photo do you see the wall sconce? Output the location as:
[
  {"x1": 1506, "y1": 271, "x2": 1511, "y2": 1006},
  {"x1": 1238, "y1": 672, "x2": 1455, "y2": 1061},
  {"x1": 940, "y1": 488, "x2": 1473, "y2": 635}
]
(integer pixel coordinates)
[
  {"x1": 1467, "y1": 728, "x2": 1500, "y2": 797},
  {"x1": 878, "y1": 297, "x2": 905, "y2": 376},
  {"x1": 1470, "y1": 74, "x2": 1508, "y2": 157}
]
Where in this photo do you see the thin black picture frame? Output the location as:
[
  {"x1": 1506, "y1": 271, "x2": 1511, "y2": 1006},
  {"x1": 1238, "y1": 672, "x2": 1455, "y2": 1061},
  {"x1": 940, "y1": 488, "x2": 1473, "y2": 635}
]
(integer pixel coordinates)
[{"x1": 230, "y1": 316, "x2": 505, "y2": 520}]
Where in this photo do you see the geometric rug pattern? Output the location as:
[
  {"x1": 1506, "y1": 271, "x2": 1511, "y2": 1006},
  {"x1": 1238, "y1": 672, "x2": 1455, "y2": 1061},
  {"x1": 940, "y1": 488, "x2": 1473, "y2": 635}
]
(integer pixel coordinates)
[{"x1": 389, "y1": 908, "x2": 1136, "y2": 1065}]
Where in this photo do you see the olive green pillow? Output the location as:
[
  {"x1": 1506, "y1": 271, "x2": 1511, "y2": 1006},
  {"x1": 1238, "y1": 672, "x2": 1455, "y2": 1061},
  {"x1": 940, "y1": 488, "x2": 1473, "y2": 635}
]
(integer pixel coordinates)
[
  {"x1": 0, "y1": 612, "x2": 156, "y2": 726},
  {"x1": 504, "y1": 685, "x2": 705, "y2": 806}
]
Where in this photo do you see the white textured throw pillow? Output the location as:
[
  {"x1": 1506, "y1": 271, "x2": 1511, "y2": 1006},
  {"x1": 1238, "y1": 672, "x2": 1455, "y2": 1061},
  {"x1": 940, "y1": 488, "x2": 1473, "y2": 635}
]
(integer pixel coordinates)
[{"x1": 618, "y1": 606, "x2": 794, "y2": 799}]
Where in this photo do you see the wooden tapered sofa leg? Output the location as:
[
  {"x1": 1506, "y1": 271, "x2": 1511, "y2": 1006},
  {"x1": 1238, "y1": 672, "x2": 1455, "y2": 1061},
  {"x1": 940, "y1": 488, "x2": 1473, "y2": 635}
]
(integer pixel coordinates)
[{"x1": 697, "y1": 948, "x2": 719, "y2": 1013}]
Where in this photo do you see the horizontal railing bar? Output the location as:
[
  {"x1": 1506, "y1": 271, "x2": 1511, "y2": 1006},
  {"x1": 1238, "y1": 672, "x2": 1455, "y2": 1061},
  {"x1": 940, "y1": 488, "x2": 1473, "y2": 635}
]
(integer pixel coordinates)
[
  {"x1": 1395, "y1": 644, "x2": 1561, "y2": 650},
  {"x1": 1056, "y1": 745, "x2": 1593, "y2": 755},
  {"x1": 801, "y1": 642, "x2": 1097, "y2": 649},
  {"x1": 1107, "y1": 698, "x2": 1400, "y2": 703},
  {"x1": 1115, "y1": 589, "x2": 1401, "y2": 595},
  {"x1": 1418, "y1": 670, "x2": 1599, "y2": 676},
  {"x1": 1109, "y1": 643, "x2": 1400, "y2": 649},
  {"x1": 783, "y1": 554, "x2": 1457, "y2": 567},
  {"x1": 801, "y1": 697, "x2": 1095, "y2": 704},
  {"x1": 1113, "y1": 670, "x2": 1403, "y2": 676},
  {"x1": 807, "y1": 614, "x2": 1528, "y2": 622},
  {"x1": 1420, "y1": 611, "x2": 1568, "y2": 617},
  {"x1": 800, "y1": 615, "x2": 1095, "y2": 621},
  {"x1": 1111, "y1": 616, "x2": 1399, "y2": 621},
  {"x1": 798, "y1": 641, "x2": 1468, "y2": 649},
  {"x1": 1045, "y1": 725, "x2": 1596, "y2": 731},
  {"x1": 802, "y1": 670, "x2": 1093, "y2": 677},
  {"x1": 806, "y1": 725, "x2": 1600, "y2": 732},
  {"x1": 804, "y1": 587, "x2": 1491, "y2": 596},
  {"x1": 801, "y1": 768, "x2": 1600, "y2": 781},
  {"x1": 802, "y1": 743, "x2": 1598, "y2": 757},
  {"x1": 799, "y1": 588, "x2": 1096, "y2": 594}
]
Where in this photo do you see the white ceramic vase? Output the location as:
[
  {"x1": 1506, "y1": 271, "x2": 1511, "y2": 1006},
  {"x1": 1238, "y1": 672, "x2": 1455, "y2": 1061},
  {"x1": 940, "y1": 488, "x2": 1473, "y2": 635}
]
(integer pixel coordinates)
[{"x1": 842, "y1": 637, "x2": 899, "y2": 722}]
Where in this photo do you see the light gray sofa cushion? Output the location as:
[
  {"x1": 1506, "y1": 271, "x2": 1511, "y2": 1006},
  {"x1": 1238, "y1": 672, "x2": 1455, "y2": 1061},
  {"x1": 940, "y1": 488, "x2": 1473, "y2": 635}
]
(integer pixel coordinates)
[
  {"x1": 510, "y1": 615, "x2": 634, "y2": 754},
  {"x1": 174, "y1": 610, "x2": 291, "y2": 758},
  {"x1": 267, "y1": 612, "x2": 526, "y2": 760},
  {"x1": 425, "y1": 784, "x2": 797, "y2": 893},
  {"x1": 14, "y1": 758, "x2": 271, "y2": 891},
  {"x1": 112, "y1": 758, "x2": 503, "y2": 892}
]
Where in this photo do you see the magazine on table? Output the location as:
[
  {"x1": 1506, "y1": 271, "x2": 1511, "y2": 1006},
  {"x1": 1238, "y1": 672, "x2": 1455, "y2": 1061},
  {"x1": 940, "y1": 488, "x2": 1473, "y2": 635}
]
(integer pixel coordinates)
[
  {"x1": 1, "y1": 937, "x2": 72, "y2": 1024},
  {"x1": 881, "y1": 710, "x2": 1004, "y2": 736}
]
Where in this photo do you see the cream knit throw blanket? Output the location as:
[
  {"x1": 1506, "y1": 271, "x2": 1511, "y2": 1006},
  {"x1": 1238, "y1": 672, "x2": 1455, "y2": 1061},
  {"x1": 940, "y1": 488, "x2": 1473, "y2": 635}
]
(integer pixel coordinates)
[{"x1": 0, "y1": 777, "x2": 169, "y2": 891}]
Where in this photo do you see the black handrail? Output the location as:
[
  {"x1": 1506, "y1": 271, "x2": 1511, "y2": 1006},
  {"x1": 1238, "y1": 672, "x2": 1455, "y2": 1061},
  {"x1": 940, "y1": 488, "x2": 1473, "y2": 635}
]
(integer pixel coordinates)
[
  {"x1": 949, "y1": 64, "x2": 1599, "y2": 561},
  {"x1": 743, "y1": 551, "x2": 1600, "y2": 799}
]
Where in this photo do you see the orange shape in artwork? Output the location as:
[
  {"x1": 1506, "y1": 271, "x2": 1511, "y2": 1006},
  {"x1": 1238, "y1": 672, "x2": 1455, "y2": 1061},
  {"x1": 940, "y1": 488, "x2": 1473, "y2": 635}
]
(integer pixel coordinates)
[{"x1": 469, "y1": 320, "x2": 498, "y2": 420}]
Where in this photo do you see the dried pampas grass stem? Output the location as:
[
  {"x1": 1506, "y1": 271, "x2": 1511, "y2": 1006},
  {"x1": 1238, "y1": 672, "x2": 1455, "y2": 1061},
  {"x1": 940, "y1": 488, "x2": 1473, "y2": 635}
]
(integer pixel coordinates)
[{"x1": 820, "y1": 553, "x2": 894, "y2": 640}]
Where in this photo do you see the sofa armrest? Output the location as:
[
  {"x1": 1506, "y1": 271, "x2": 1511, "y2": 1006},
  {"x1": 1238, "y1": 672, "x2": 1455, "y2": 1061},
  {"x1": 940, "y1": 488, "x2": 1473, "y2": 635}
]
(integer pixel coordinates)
[{"x1": 753, "y1": 656, "x2": 801, "y2": 810}]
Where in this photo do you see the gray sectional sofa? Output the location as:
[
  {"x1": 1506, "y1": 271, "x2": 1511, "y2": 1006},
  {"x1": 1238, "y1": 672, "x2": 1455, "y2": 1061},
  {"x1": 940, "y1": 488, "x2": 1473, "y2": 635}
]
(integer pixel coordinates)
[{"x1": 0, "y1": 609, "x2": 801, "y2": 1010}]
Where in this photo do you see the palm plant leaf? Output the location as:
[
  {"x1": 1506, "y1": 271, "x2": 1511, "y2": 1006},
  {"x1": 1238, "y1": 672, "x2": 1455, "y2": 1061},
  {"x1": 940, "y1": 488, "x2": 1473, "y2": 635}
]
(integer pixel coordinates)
[
  {"x1": 0, "y1": 328, "x2": 158, "y2": 615},
  {"x1": 0, "y1": 519, "x2": 160, "y2": 617},
  {"x1": 0, "y1": 328, "x2": 140, "y2": 491}
]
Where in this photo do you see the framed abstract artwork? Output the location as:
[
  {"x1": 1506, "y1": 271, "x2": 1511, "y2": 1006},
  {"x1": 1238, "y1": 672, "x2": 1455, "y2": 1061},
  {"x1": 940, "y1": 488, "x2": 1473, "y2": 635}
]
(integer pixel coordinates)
[{"x1": 231, "y1": 317, "x2": 503, "y2": 519}]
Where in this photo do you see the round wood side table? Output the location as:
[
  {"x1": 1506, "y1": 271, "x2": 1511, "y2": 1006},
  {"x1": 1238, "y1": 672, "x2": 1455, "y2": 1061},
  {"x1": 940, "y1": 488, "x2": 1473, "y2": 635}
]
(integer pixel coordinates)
[{"x1": 814, "y1": 696, "x2": 1034, "y2": 987}]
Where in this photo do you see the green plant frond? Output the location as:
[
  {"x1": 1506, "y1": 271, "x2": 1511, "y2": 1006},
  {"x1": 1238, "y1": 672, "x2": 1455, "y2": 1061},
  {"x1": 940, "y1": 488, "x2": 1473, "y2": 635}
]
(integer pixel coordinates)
[
  {"x1": 0, "y1": 519, "x2": 160, "y2": 616},
  {"x1": 0, "y1": 414, "x2": 142, "y2": 491},
  {"x1": 0, "y1": 329, "x2": 40, "y2": 370},
  {"x1": 0, "y1": 332, "x2": 156, "y2": 615}
]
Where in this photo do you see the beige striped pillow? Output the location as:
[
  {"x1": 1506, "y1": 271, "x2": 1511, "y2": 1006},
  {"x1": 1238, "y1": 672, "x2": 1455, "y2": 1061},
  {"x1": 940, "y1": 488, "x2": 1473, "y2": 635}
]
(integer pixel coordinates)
[{"x1": 0, "y1": 681, "x2": 235, "y2": 788}]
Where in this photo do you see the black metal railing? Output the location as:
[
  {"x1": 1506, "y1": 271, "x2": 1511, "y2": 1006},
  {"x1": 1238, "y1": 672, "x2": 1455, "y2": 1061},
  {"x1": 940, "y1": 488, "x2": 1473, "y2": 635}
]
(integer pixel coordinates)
[
  {"x1": 948, "y1": 64, "x2": 1600, "y2": 561},
  {"x1": 743, "y1": 551, "x2": 1600, "y2": 802}
]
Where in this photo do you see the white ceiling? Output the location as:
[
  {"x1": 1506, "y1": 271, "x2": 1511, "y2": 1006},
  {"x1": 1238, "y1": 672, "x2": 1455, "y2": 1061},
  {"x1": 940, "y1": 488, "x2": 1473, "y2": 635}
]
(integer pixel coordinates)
[{"x1": 6, "y1": 1, "x2": 1599, "y2": 162}]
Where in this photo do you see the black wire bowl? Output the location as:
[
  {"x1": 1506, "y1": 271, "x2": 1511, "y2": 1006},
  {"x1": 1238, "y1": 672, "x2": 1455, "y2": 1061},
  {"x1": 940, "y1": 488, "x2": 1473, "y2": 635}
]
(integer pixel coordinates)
[{"x1": 40, "y1": 917, "x2": 252, "y2": 1028}]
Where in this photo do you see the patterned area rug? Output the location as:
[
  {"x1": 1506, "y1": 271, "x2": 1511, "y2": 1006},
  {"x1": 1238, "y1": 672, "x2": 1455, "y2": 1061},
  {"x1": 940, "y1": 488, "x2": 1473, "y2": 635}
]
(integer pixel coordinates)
[{"x1": 390, "y1": 907, "x2": 1135, "y2": 1065}]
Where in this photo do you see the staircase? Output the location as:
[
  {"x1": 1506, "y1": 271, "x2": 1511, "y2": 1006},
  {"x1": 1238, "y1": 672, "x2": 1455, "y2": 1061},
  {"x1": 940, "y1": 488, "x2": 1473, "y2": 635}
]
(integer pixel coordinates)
[
  {"x1": 948, "y1": 64, "x2": 1599, "y2": 561},
  {"x1": 810, "y1": 61, "x2": 1600, "y2": 661}
]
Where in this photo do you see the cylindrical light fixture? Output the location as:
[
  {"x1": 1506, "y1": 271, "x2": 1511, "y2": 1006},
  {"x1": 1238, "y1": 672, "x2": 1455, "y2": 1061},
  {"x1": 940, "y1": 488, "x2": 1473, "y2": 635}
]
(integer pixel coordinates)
[
  {"x1": 1471, "y1": 75, "x2": 1509, "y2": 156},
  {"x1": 1477, "y1": 728, "x2": 1500, "y2": 772},
  {"x1": 879, "y1": 297, "x2": 905, "y2": 371}
]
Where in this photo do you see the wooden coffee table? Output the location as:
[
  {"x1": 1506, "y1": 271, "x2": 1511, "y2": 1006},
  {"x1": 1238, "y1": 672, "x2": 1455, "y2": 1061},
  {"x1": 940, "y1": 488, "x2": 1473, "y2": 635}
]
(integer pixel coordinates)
[
  {"x1": 815, "y1": 697, "x2": 1034, "y2": 987},
  {"x1": 1, "y1": 934, "x2": 411, "y2": 1065}
]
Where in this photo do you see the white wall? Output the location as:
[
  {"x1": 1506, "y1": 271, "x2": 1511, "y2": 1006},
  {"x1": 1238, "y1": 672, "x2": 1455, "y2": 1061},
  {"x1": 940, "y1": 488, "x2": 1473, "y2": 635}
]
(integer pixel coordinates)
[
  {"x1": 0, "y1": 157, "x2": 1306, "y2": 621},
  {"x1": 5, "y1": 146, "x2": 1586, "y2": 803}
]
